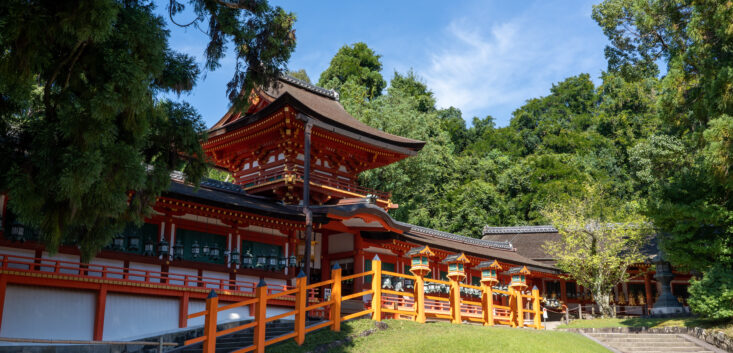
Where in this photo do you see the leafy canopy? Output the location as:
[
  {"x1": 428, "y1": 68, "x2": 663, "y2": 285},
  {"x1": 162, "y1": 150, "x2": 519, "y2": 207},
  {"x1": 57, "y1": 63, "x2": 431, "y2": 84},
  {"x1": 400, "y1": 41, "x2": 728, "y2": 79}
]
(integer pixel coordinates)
[{"x1": 0, "y1": 0, "x2": 295, "y2": 260}]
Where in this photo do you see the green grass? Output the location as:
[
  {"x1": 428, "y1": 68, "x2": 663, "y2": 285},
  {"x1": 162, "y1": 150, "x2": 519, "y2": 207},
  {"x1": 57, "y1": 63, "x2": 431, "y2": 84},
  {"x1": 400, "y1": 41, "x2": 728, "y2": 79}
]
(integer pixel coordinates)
[
  {"x1": 268, "y1": 319, "x2": 610, "y2": 353},
  {"x1": 558, "y1": 317, "x2": 733, "y2": 338}
]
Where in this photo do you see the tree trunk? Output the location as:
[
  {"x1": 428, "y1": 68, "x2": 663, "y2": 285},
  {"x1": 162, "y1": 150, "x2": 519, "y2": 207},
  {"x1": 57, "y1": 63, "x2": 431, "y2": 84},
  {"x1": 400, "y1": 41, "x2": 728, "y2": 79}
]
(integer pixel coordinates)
[{"x1": 594, "y1": 292, "x2": 615, "y2": 318}]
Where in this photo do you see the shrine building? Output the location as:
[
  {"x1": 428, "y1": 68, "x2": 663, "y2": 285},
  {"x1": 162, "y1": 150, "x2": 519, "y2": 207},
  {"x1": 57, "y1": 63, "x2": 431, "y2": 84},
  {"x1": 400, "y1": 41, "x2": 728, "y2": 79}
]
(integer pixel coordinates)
[{"x1": 0, "y1": 75, "x2": 690, "y2": 342}]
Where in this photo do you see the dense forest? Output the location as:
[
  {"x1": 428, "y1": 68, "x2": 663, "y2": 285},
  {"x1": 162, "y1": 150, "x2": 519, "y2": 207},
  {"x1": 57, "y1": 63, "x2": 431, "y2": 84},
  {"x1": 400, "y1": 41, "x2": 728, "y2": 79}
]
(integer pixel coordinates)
[{"x1": 292, "y1": 0, "x2": 733, "y2": 319}]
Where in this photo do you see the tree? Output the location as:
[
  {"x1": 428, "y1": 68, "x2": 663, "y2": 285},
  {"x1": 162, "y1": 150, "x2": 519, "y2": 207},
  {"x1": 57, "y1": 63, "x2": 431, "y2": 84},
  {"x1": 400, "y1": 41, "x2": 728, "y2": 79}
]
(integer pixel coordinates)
[
  {"x1": 542, "y1": 184, "x2": 652, "y2": 317},
  {"x1": 286, "y1": 69, "x2": 311, "y2": 83},
  {"x1": 0, "y1": 0, "x2": 296, "y2": 260},
  {"x1": 595, "y1": 0, "x2": 733, "y2": 318},
  {"x1": 318, "y1": 42, "x2": 386, "y2": 100}
]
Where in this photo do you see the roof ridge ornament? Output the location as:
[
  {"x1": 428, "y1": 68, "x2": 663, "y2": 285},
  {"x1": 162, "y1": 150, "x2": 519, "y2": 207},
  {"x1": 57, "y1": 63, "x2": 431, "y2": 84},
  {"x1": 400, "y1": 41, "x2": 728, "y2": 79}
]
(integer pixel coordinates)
[{"x1": 278, "y1": 74, "x2": 338, "y2": 100}]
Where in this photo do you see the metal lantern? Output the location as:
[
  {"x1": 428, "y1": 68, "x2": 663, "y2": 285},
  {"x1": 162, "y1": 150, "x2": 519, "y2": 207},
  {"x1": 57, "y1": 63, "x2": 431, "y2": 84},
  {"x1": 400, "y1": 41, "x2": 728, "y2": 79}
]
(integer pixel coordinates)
[
  {"x1": 288, "y1": 253, "x2": 297, "y2": 267},
  {"x1": 158, "y1": 238, "x2": 170, "y2": 258},
  {"x1": 174, "y1": 239, "x2": 184, "y2": 260},
  {"x1": 143, "y1": 238, "x2": 155, "y2": 256},
  {"x1": 278, "y1": 255, "x2": 287, "y2": 270},
  {"x1": 230, "y1": 248, "x2": 240, "y2": 265},
  {"x1": 202, "y1": 243, "x2": 210, "y2": 257},
  {"x1": 191, "y1": 241, "x2": 201, "y2": 258},
  {"x1": 267, "y1": 250, "x2": 277, "y2": 270},
  {"x1": 210, "y1": 244, "x2": 220, "y2": 260},
  {"x1": 242, "y1": 249, "x2": 254, "y2": 268},
  {"x1": 128, "y1": 230, "x2": 141, "y2": 252},
  {"x1": 112, "y1": 234, "x2": 125, "y2": 250},
  {"x1": 10, "y1": 220, "x2": 25, "y2": 243},
  {"x1": 256, "y1": 252, "x2": 267, "y2": 269}
]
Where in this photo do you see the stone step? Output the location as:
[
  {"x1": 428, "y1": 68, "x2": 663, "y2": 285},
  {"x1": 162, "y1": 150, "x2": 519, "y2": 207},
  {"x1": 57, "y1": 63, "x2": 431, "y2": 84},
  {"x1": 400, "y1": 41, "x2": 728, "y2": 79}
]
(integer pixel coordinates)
[
  {"x1": 587, "y1": 333, "x2": 717, "y2": 353},
  {"x1": 611, "y1": 341, "x2": 700, "y2": 348}
]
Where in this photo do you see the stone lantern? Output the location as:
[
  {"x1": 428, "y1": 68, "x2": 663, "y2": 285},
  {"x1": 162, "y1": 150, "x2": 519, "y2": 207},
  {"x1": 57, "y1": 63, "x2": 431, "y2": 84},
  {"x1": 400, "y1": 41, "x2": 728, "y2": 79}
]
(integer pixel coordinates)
[{"x1": 406, "y1": 245, "x2": 434, "y2": 277}]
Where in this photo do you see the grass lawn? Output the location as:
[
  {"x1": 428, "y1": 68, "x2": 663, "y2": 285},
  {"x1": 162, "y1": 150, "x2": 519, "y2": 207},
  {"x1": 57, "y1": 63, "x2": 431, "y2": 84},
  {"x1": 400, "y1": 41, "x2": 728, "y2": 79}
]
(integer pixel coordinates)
[
  {"x1": 268, "y1": 319, "x2": 610, "y2": 353},
  {"x1": 558, "y1": 317, "x2": 733, "y2": 338}
]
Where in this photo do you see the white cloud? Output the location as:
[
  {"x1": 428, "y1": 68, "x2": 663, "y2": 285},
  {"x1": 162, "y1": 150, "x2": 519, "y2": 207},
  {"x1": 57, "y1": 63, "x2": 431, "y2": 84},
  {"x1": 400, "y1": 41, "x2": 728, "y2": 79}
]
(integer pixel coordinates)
[{"x1": 419, "y1": 3, "x2": 606, "y2": 125}]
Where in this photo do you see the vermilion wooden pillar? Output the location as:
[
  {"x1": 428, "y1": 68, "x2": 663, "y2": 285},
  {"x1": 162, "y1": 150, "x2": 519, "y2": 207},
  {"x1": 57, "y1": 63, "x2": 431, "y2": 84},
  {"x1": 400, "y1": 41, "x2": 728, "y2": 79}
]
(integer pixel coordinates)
[
  {"x1": 560, "y1": 279, "x2": 567, "y2": 303},
  {"x1": 179, "y1": 292, "x2": 190, "y2": 328},
  {"x1": 0, "y1": 275, "x2": 7, "y2": 332},
  {"x1": 93, "y1": 286, "x2": 108, "y2": 341},
  {"x1": 644, "y1": 273, "x2": 653, "y2": 309}
]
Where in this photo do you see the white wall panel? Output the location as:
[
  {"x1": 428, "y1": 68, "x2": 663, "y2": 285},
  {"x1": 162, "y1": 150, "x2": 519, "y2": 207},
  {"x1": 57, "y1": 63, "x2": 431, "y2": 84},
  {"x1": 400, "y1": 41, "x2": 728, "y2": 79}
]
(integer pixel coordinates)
[
  {"x1": 328, "y1": 233, "x2": 354, "y2": 254},
  {"x1": 0, "y1": 285, "x2": 94, "y2": 340},
  {"x1": 128, "y1": 262, "x2": 162, "y2": 283},
  {"x1": 202, "y1": 270, "x2": 229, "y2": 289},
  {"x1": 0, "y1": 247, "x2": 35, "y2": 270},
  {"x1": 88, "y1": 258, "x2": 124, "y2": 279},
  {"x1": 41, "y1": 251, "x2": 80, "y2": 274},
  {"x1": 169, "y1": 266, "x2": 198, "y2": 286},
  {"x1": 103, "y1": 293, "x2": 178, "y2": 340},
  {"x1": 187, "y1": 299, "x2": 252, "y2": 327}
]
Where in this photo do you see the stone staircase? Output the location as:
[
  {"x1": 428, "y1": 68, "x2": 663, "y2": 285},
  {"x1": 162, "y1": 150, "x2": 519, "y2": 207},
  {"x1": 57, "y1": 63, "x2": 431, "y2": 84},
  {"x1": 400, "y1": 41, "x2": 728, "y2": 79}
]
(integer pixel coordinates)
[
  {"x1": 586, "y1": 332, "x2": 719, "y2": 353},
  {"x1": 168, "y1": 319, "x2": 323, "y2": 353}
]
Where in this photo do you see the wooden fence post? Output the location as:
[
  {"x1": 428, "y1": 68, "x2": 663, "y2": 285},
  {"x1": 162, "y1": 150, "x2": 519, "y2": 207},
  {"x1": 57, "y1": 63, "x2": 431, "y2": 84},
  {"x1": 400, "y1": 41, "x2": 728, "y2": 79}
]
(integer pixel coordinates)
[
  {"x1": 482, "y1": 284, "x2": 494, "y2": 326},
  {"x1": 516, "y1": 289, "x2": 525, "y2": 328},
  {"x1": 508, "y1": 287, "x2": 517, "y2": 328},
  {"x1": 449, "y1": 279, "x2": 461, "y2": 324},
  {"x1": 330, "y1": 264, "x2": 342, "y2": 332},
  {"x1": 371, "y1": 255, "x2": 382, "y2": 322},
  {"x1": 414, "y1": 274, "x2": 426, "y2": 323},
  {"x1": 202, "y1": 290, "x2": 218, "y2": 353},
  {"x1": 295, "y1": 270, "x2": 307, "y2": 345},
  {"x1": 254, "y1": 279, "x2": 268, "y2": 353},
  {"x1": 532, "y1": 286, "x2": 541, "y2": 329}
]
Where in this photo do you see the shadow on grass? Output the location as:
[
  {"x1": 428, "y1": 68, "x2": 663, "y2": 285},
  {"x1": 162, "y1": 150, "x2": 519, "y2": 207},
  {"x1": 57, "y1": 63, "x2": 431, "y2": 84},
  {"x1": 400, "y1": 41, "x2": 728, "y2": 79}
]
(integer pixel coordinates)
[
  {"x1": 619, "y1": 317, "x2": 733, "y2": 329},
  {"x1": 267, "y1": 319, "x2": 378, "y2": 353}
]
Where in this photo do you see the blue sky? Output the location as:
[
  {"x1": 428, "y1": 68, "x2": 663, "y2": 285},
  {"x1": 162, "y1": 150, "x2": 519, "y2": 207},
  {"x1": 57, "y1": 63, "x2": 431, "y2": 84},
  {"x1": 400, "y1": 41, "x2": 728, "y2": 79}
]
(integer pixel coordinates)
[{"x1": 161, "y1": 0, "x2": 610, "y2": 127}]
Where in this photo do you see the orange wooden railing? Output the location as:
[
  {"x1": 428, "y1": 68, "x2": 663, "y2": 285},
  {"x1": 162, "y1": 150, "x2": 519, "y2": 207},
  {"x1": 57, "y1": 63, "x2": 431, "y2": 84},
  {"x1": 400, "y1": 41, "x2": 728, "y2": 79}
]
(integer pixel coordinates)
[
  {"x1": 0, "y1": 253, "x2": 302, "y2": 298},
  {"x1": 186, "y1": 256, "x2": 545, "y2": 353}
]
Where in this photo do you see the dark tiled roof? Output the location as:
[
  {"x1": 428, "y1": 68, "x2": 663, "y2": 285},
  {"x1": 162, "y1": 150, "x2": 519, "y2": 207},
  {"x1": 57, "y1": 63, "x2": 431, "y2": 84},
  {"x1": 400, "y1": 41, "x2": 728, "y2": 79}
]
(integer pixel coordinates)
[
  {"x1": 405, "y1": 245, "x2": 431, "y2": 257},
  {"x1": 482, "y1": 231, "x2": 561, "y2": 262},
  {"x1": 504, "y1": 266, "x2": 530, "y2": 275},
  {"x1": 400, "y1": 223, "x2": 514, "y2": 250},
  {"x1": 482, "y1": 225, "x2": 558, "y2": 234},
  {"x1": 441, "y1": 253, "x2": 468, "y2": 264}
]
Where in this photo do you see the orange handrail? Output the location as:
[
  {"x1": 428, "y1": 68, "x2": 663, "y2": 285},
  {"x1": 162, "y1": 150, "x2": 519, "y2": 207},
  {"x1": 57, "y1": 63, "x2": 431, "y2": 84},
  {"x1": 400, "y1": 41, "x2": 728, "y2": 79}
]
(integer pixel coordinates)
[{"x1": 187, "y1": 256, "x2": 546, "y2": 353}]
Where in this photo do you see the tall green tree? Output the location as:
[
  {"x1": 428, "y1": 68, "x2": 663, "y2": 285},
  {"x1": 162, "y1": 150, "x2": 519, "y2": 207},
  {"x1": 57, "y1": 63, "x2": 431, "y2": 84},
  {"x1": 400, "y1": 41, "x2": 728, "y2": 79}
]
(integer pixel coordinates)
[
  {"x1": 0, "y1": 0, "x2": 296, "y2": 260},
  {"x1": 318, "y1": 42, "x2": 386, "y2": 100},
  {"x1": 594, "y1": 0, "x2": 733, "y2": 319}
]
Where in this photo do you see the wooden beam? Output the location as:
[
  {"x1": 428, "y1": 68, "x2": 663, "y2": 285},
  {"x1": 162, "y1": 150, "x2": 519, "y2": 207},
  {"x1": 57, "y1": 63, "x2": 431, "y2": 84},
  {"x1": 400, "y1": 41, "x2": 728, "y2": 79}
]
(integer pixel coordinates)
[{"x1": 93, "y1": 286, "x2": 107, "y2": 341}]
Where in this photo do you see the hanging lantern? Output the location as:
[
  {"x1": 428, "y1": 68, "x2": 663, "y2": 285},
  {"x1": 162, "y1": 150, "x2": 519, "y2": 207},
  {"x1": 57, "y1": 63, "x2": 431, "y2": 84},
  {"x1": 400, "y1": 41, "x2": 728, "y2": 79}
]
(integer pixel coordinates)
[
  {"x1": 242, "y1": 249, "x2": 254, "y2": 268},
  {"x1": 506, "y1": 266, "x2": 531, "y2": 291},
  {"x1": 278, "y1": 255, "x2": 287, "y2": 270},
  {"x1": 128, "y1": 229, "x2": 141, "y2": 252},
  {"x1": 191, "y1": 241, "x2": 200, "y2": 258},
  {"x1": 143, "y1": 238, "x2": 155, "y2": 256},
  {"x1": 230, "y1": 248, "x2": 240, "y2": 265},
  {"x1": 158, "y1": 238, "x2": 170, "y2": 258},
  {"x1": 202, "y1": 243, "x2": 210, "y2": 257},
  {"x1": 288, "y1": 253, "x2": 297, "y2": 268},
  {"x1": 477, "y1": 259, "x2": 502, "y2": 287},
  {"x1": 267, "y1": 250, "x2": 278, "y2": 270},
  {"x1": 112, "y1": 234, "x2": 125, "y2": 251},
  {"x1": 442, "y1": 252, "x2": 469, "y2": 282},
  {"x1": 256, "y1": 252, "x2": 267, "y2": 269},
  {"x1": 174, "y1": 239, "x2": 184, "y2": 260},
  {"x1": 210, "y1": 243, "x2": 220, "y2": 260},
  {"x1": 10, "y1": 220, "x2": 25, "y2": 243},
  {"x1": 406, "y1": 245, "x2": 434, "y2": 277}
]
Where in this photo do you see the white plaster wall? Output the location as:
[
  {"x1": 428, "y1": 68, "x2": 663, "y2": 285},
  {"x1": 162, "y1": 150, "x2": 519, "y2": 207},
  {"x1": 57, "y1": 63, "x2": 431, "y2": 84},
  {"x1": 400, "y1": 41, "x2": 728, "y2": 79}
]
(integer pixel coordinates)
[
  {"x1": 0, "y1": 247, "x2": 35, "y2": 270},
  {"x1": 169, "y1": 266, "x2": 199, "y2": 286},
  {"x1": 328, "y1": 233, "x2": 354, "y2": 254},
  {"x1": 103, "y1": 293, "x2": 178, "y2": 340},
  {"x1": 41, "y1": 251, "x2": 80, "y2": 274},
  {"x1": 88, "y1": 258, "x2": 124, "y2": 279},
  {"x1": 0, "y1": 285, "x2": 94, "y2": 340},
  {"x1": 202, "y1": 270, "x2": 229, "y2": 289},
  {"x1": 128, "y1": 262, "x2": 162, "y2": 283},
  {"x1": 187, "y1": 299, "x2": 252, "y2": 327}
]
